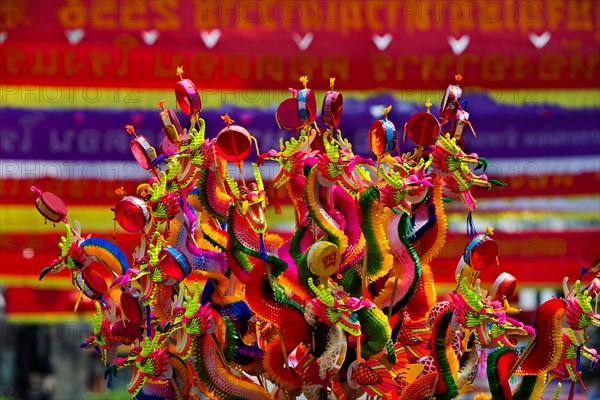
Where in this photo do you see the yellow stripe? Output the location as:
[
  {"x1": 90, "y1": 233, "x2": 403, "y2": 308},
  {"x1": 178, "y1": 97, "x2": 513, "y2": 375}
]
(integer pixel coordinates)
[
  {"x1": 5, "y1": 313, "x2": 92, "y2": 323},
  {"x1": 0, "y1": 275, "x2": 73, "y2": 289},
  {"x1": 1, "y1": 86, "x2": 598, "y2": 110},
  {"x1": 0, "y1": 204, "x2": 298, "y2": 234}
]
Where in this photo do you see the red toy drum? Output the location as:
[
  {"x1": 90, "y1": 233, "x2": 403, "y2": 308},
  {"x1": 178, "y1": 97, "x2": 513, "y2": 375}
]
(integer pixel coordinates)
[
  {"x1": 405, "y1": 112, "x2": 441, "y2": 147},
  {"x1": 159, "y1": 246, "x2": 192, "y2": 285},
  {"x1": 490, "y1": 272, "x2": 518, "y2": 302},
  {"x1": 464, "y1": 234, "x2": 499, "y2": 271},
  {"x1": 276, "y1": 98, "x2": 304, "y2": 132},
  {"x1": 322, "y1": 91, "x2": 343, "y2": 128},
  {"x1": 33, "y1": 190, "x2": 68, "y2": 223},
  {"x1": 130, "y1": 136, "x2": 157, "y2": 170},
  {"x1": 75, "y1": 266, "x2": 109, "y2": 300},
  {"x1": 120, "y1": 291, "x2": 143, "y2": 323},
  {"x1": 215, "y1": 124, "x2": 253, "y2": 162},
  {"x1": 174, "y1": 78, "x2": 201, "y2": 116},
  {"x1": 114, "y1": 196, "x2": 151, "y2": 233}
]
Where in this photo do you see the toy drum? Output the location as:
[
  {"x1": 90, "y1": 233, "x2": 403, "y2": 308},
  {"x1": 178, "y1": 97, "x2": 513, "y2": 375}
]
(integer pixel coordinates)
[
  {"x1": 464, "y1": 234, "x2": 499, "y2": 271},
  {"x1": 276, "y1": 98, "x2": 304, "y2": 132},
  {"x1": 405, "y1": 112, "x2": 441, "y2": 147},
  {"x1": 439, "y1": 84, "x2": 462, "y2": 122},
  {"x1": 159, "y1": 246, "x2": 192, "y2": 285},
  {"x1": 160, "y1": 108, "x2": 183, "y2": 143},
  {"x1": 215, "y1": 124, "x2": 253, "y2": 162},
  {"x1": 489, "y1": 272, "x2": 518, "y2": 302},
  {"x1": 369, "y1": 119, "x2": 396, "y2": 157},
  {"x1": 297, "y1": 88, "x2": 317, "y2": 122},
  {"x1": 120, "y1": 291, "x2": 143, "y2": 323},
  {"x1": 174, "y1": 79, "x2": 201, "y2": 116},
  {"x1": 75, "y1": 266, "x2": 109, "y2": 300},
  {"x1": 114, "y1": 196, "x2": 151, "y2": 233},
  {"x1": 130, "y1": 136, "x2": 157, "y2": 170},
  {"x1": 322, "y1": 91, "x2": 343, "y2": 128},
  {"x1": 33, "y1": 189, "x2": 68, "y2": 223}
]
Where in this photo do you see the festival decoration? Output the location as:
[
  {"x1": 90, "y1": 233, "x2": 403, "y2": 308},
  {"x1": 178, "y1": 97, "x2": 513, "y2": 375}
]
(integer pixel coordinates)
[{"x1": 31, "y1": 70, "x2": 600, "y2": 400}]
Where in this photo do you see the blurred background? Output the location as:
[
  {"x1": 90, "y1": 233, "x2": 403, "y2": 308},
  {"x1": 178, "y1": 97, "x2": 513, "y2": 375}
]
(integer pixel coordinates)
[{"x1": 0, "y1": 1, "x2": 599, "y2": 399}]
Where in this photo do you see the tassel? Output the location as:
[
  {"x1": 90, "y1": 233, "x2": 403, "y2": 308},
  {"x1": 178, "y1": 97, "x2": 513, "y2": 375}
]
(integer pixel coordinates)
[
  {"x1": 146, "y1": 305, "x2": 152, "y2": 337},
  {"x1": 273, "y1": 186, "x2": 282, "y2": 215},
  {"x1": 568, "y1": 380, "x2": 575, "y2": 400},
  {"x1": 553, "y1": 383, "x2": 562, "y2": 400},
  {"x1": 107, "y1": 370, "x2": 113, "y2": 389},
  {"x1": 259, "y1": 233, "x2": 267, "y2": 261},
  {"x1": 576, "y1": 345, "x2": 582, "y2": 373},
  {"x1": 479, "y1": 349, "x2": 486, "y2": 379},
  {"x1": 466, "y1": 212, "x2": 477, "y2": 238}
]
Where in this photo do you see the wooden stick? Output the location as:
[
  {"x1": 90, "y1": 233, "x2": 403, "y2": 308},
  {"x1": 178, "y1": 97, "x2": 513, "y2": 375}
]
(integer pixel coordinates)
[
  {"x1": 211, "y1": 332, "x2": 232, "y2": 373},
  {"x1": 508, "y1": 337, "x2": 536, "y2": 377},
  {"x1": 388, "y1": 277, "x2": 399, "y2": 321},
  {"x1": 429, "y1": 374, "x2": 439, "y2": 400}
]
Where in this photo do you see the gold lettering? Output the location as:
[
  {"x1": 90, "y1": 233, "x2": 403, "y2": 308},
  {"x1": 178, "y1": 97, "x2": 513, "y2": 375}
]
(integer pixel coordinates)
[
  {"x1": 299, "y1": 1, "x2": 321, "y2": 32},
  {"x1": 546, "y1": 0, "x2": 564, "y2": 30},
  {"x1": 365, "y1": 1, "x2": 385, "y2": 32},
  {"x1": 478, "y1": 0, "x2": 504, "y2": 32},
  {"x1": 404, "y1": 0, "x2": 430, "y2": 34},
  {"x1": 482, "y1": 54, "x2": 510, "y2": 81},
  {"x1": 448, "y1": 2, "x2": 473, "y2": 36},
  {"x1": 396, "y1": 55, "x2": 420, "y2": 81},
  {"x1": 514, "y1": 55, "x2": 535, "y2": 81},
  {"x1": 386, "y1": 2, "x2": 397, "y2": 32},
  {"x1": 256, "y1": 55, "x2": 284, "y2": 81},
  {"x1": 339, "y1": 1, "x2": 363, "y2": 36},
  {"x1": 539, "y1": 54, "x2": 566, "y2": 81},
  {"x1": 528, "y1": 175, "x2": 548, "y2": 190},
  {"x1": 58, "y1": 0, "x2": 86, "y2": 28},
  {"x1": 518, "y1": 0, "x2": 543, "y2": 34},
  {"x1": 322, "y1": 55, "x2": 349, "y2": 81},
  {"x1": 1, "y1": 48, "x2": 25, "y2": 75},
  {"x1": 1, "y1": 1, "x2": 27, "y2": 29},
  {"x1": 237, "y1": 1, "x2": 254, "y2": 30},
  {"x1": 259, "y1": 1, "x2": 277, "y2": 30},
  {"x1": 194, "y1": 0, "x2": 219, "y2": 30},
  {"x1": 370, "y1": 54, "x2": 393, "y2": 82},
  {"x1": 552, "y1": 174, "x2": 573, "y2": 187},
  {"x1": 421, "y1": 55, "x2": 454, "y2": 82},
  {"x1": 190, "y1": 53, "x2": 217, "y2": 81},
  {"x1": 31, "y1": 49, "x2": 58, "y2": 76},
  {"x1": 89, "y1": 50, "x2": 111, "y2": 77},
  {"x1": 91, "y1": 0, "x2": 117, "y2": 29},
  {"x1": 569, "y1": 53, "x2": 599, "y2": 80},
  {"x1": 504, "y1": 0, "x2": 516, "y2": 31},
  {"x1": 567, "y1": 0, "x2": 593, "y2": 30},
  {"x1": 223, "y1": 54, "x2": 250, "y2": 80},
  {"x1": 152, "y1": 0, "x2": 181, "y2": 30},
  {"x1": 113, "y1": 35, "x2": 138, "y2": 77},
  {"x1": 64, "y1": 49, "x2": 84, "y2": 76},
  {"x1": 457, "y1": 54, "x2": 480, "y2": 77},
  {"x1": 121, "y1": 0, "x2": 148, "y2": 30},
  {"x1": 290, "y1": 55, "x2": 318, "y2": 81}
]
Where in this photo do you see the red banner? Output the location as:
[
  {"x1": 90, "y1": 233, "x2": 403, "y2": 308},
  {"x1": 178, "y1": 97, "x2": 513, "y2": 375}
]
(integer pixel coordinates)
[{"x1": 1, "y1": 0, "x2": 599, "y2": 89}]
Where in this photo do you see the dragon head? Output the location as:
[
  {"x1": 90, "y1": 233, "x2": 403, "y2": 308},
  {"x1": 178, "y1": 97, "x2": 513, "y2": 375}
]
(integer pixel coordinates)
[
  {"x1": 258, "y1": 132, "x2": 311, "y2": 188},
  {"x1": 225, "y1": 163, "x2": 267, "y2": 233}
]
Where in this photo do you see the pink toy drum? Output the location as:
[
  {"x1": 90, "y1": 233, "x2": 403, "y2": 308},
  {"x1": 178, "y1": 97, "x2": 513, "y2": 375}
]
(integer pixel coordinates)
[
  {"x1": 114, "y1": 196, "x2": 151, "y2": 233},
  {"x1": 405, "y1": 112, "x2": 441, "y2": 147},
  {"x1": 130, "y1": 136, "x2": 157, "y2": 170},
  {"x1": 160, "y1": 108, "x2": 183, "y2": 143},
  {"x1": 174, "y1": 79, "x2": 201, "y2": 116},
  {"x1": 322, "y1": 91, "x2": 343, "y2": 128},
  {"x1": 32, "y1": 188, "x2": 68, "y2": 223},
  {"x1": 215, "y1": 124, "x2": 253, "y2": 162},
  {"x1": 439, "y1": 84, "x2": 462, "y2": 122}
]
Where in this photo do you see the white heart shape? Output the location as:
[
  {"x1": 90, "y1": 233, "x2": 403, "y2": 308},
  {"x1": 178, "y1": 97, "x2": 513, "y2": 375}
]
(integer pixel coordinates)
[
  {"x1": 200, "y1": 29, "x2": 221, "y2": 49},
  {"x1": 292, "y1": 32, "x2": 313, "y2": 51},
  {"x1": 529, "y1": 31, "x2": 551, "y2": 49},
  {"x1": 372, "y1": 34, "x2": 392, "y2": 51},
  {"x1": 369, "y1": 105, "x2": 386, "y2": 119},
  {"x1": 142, "y1": 29, "x2": 159, "y2": 46},
  {"x1": 65, "y1": 29, "x2": 85, "y2": 45},
  {"x1": 447, "y1": 35, "x2": 470, "y2": 56},
  {"x1": 0, "y1": 31, "x2": 7, "y2": 45}
]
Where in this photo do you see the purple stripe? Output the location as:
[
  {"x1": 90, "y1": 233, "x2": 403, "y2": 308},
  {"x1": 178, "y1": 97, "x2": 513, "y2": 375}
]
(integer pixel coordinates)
[{"x1": 1, "y1": 96, "x2": 598, "y2": 161}]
